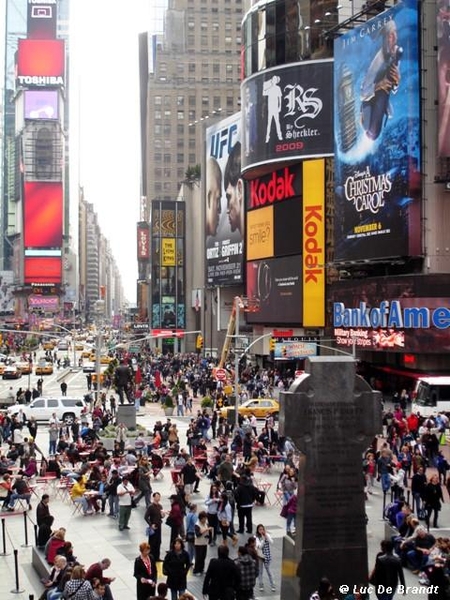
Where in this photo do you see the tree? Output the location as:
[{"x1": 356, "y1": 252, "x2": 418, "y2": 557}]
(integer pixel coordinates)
[{"x1": 184, "y1": 164, "x2": 201, "y2": 187}]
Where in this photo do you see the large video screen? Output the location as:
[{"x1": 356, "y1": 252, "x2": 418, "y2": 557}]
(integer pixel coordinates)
[
  {"x1": 17, "y1": 39, "x2": 65, "y2": 85},
  {"x1": 246, "y1": 254, "x2": 302, "y2": 324},
  {"x1": 241, "y1": 60, "x2": 333, "y2": 174},
  {"x1": 333, "y1": 0, "x2": 421, "y2": 262},
  {"x1": 205, "y1": 112, "x2": 244, "y2": 286},
  {"x1": 24, "y1": 90, "x2": 59, "y2": 120},
  {"x1": 23, "y1": 182, "x2": 63, "y2": 248},
  {"x1": 24, "y1": 256, "x2": 61, "y2": 284}
]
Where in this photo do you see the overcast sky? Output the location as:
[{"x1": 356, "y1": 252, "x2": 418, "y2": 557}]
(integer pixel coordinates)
[{"x1": 70, "y1": 1, "x2": 158, "y2": 304}]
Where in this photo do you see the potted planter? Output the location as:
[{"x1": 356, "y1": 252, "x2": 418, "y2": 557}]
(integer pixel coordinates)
[
  {"x1": 201, "y1": 396, "x2": 214, "y2": 415},
  {"x1": 163, "y1": 395, "x2": 175, "y2": 416}
]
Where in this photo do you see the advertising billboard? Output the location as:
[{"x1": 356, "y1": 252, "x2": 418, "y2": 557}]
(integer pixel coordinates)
[
  {"x1": 17, "y1": 39, "x2": 65, "y2": 87},
  {"x1": 205, "y1": 112, "x2": 244, "y2": 286},
  {"x1": 24, "y1": 256, "x2": 61, "y2": 284},
  {"x1": 24, "y1": 90, "x2": 59, "y2": 120},
  {"x1": 329, "y1": 274, "x2": 450, "y2": 354},
  {"x1": 27, "y1": 0, "x2": 57, "y2": 39},
  {"x1": 303, "y1": 159, "x2": 325, "y2": 327},
  {"x1": 333, "y1": 0, "x2": 421, "y2": 262},
  {"x1": 274, "y1": 340, "x2": 317, "y2": 360},
  {"x1": 247, "y1": 206, "x2": 274, "y2": 261},
  {"x1": 137, "y1": 222, "x2": 150, "y2": 260},
  {"x1": 438, "y1": 3, "x2": 450, "y2": 156},
  {"x1": 241, "y1": 60, "x2": 333, "y2": 173},
  {"x1": 23, "y1": 182, "x2": 63, "y2": 248},
  {"x1": 246, "y1": 254, "x2": 302, "y2": 324}
]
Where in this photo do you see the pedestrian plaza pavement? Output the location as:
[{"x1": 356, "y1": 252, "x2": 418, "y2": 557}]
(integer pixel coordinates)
[{"x1": 0, "y1": 401, "x2": 450, "y2": 599}]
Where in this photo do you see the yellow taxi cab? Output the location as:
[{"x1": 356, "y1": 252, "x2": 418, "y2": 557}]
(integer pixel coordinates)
[
  {"x1": 88, "y1": 352, "x2": 96, "y2": 362},
  {"x1": 75, "y1": 343, "x2": 84, "y2": 351},
  {"x1": 220, "y1": 398, "x2": 280, "y2": 420},
  {"x1": 81, "y1": 350, "x2": 91, "y2": 359},
  {"x1": 35, "y1": 360, "x2": 54, "y2": 375},
  {"x1": 100, "y1": 355, "x2": 112, "y2": 365},
  {"x1": 43, "y1": 341, "x2": 55, "y2": 351},
  {"x1": 0, "y1": 364, "x2": 5, "y2": 376},
  {"x1": 16, "y1": 361, "x2": 32, "y2": 375}
]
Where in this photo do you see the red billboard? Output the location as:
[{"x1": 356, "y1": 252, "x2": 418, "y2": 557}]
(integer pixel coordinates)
[
  {"x1": 137, "y1": 222, "x2": 150, "y2": 260},
  {"x1": 17, "y1": 39, "x2": 65, "y2": 86},
  {"x1": 23, "y1": 182, "x2": 63, "y2": 248},
  {"x1": 24, "y1": 257, "x2": 61, "y2": 284}
]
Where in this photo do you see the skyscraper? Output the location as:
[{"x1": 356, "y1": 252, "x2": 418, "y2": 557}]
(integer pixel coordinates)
[{"x1": 141, "y1": 0, "x2": 244, "y2": 205}]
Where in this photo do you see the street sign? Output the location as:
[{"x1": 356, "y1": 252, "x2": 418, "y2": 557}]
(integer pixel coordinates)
[{"x1": 214, "y1": 367, "x2": 227, "y2": 382}]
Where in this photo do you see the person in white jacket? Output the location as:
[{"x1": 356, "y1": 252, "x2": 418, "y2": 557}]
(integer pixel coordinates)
[{"x1": 255, "y1": 523, "x2": 276, "y2": 592}]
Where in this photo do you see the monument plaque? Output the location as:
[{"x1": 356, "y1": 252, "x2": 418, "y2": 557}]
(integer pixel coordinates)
[
  {"x1": 117, "y1": 404, "x2": 137, "y2": 430},
  {"x1": 279, "y1": 356, "x2": 381, "y2": 600}
]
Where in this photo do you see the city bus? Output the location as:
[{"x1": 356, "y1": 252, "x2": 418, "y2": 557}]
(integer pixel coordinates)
[{"x1": 411, "y1": 376, "x2": 450, "y2": 416}]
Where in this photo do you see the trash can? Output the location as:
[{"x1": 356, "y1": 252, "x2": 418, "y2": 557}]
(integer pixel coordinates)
[{"x1": 227, "y1": 408, "x2": 236, "y2": 426}]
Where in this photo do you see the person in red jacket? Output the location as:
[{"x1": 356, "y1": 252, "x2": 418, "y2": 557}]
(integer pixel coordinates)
[
  {"x1": 85, "y1": 559, "x2": 115, "y2": 600},
  {"x1": 167, "y1": 494, "x2": 184, "y2": 545},
  {"x1": 44, "y1": 528, "x2": 66, "y2": 565}
]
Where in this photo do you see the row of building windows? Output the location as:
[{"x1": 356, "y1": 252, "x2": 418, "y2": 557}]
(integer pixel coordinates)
[
  {"x1": 154, "y1": 96, "x2": 235, "y2": 109},
  {"x1": 153, "y1": 153, "x2": 198, "y2": 164}
]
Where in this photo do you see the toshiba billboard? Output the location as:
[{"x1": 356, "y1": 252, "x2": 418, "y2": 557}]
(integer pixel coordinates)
[{"x1": 17, "y1": 39, "x2": 65, "y2": 87}]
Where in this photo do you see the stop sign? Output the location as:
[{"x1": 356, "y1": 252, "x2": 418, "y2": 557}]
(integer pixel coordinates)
[{"x1": 215, "y1": 368, "x2": 227, "y2": 382}]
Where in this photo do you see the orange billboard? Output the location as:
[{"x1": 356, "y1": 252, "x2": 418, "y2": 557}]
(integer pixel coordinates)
[{"x1": 246, "y1": 205, "x2": 274, "y2": 261}]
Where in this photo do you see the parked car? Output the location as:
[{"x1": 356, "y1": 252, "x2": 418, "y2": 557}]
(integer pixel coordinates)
[
  {"x1": 57, "y1": 341, "x2": 69, "y2": 351},
  {"x1": 7, "y1": 397, "x2": 89, "y2": 423},
  {"x1": 219, "y1": 398, "x2": 280, "y2": 420}
]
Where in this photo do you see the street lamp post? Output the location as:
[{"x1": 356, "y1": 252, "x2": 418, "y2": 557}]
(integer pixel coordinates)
[
  {"x1": 234, "y1": 300, "x2": 240, "y2": 429},
  {"x1": 93, "y1": 299, "x2": 105, "y2": 405}
]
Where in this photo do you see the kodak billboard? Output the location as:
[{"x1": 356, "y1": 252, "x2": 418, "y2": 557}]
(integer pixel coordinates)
[{"x1": 303, "y1": 159, "x2": 325, "y2": 327}]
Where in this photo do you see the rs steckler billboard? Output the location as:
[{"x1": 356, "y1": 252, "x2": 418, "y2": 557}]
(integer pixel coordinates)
[
  {"x1": 333, "y1": 0, "x2": 421, "y2": 262},
  {"x1": 205, "y1": 112, "x2": 244, "y2": 286},
  {"x1": 241, "y1": 60, "x2": 333, "y2": 174}
]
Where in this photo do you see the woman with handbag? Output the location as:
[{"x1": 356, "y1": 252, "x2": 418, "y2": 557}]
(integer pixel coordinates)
[
  {"x1": 133, "y1": 541, "x2": 157, "y2": 600},
  {"x1": 193, "y1": 511, "x2": 211, "y2": 576},
  {"x1": 184, "y1": 503, "x2": 198, "y2": 564},
  {"x1": 217, "y1": 492, "x2": 238, "y2": 546},
  {"x1": 204, "y1": 483, "x2": 220, "y2": 546}
]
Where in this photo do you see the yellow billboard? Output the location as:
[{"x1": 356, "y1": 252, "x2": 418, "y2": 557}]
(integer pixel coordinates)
[
  {"x1": 246, "y1": 205, "x2": 274, "y2": 261},
  {"x1": 303, "y1": 159, "x2": 325, "y2": 327},
  {"x1": 161, "y1": 238, "x2": 176, "y2": 266}
]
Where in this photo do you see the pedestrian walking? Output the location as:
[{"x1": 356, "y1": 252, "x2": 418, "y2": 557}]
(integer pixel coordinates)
[
  {"x1": 117, "y1": 475, "x2": 135, "y2": 531},
  {"x1": 162, "y1": 538, "x2": 190, "y2": 600},
  {"x1": 369, "y1": 540, "x2": 405, "y2": 600},
  {"x1": 60, "y1": 381, "x2": 68, "y2": 396},
  {"x1": 144, "y1": 492, "x2": 165, "y2": 562},
  {"x1": 202, "y1": 544, "x2": 240, "y2": 600},
  {"x1": 134, "y1": 542, "x2": 157, "y2": 600}
]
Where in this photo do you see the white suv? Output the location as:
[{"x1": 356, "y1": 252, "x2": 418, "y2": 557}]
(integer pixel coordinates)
[{"x1": 7, "y1": 397, "x2": 89, "y2": 423}]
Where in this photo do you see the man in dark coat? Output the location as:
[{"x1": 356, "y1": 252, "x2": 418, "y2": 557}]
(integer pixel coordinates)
[
  {"x1": 203, "y1": 544, "x2": 241, "y2": 600},
  {"x1": 371, "y1": 539, "x2": 405, "y2": 600},
  {"x1": 36, "y1": 494, "x2": 51, "y2": 527}
]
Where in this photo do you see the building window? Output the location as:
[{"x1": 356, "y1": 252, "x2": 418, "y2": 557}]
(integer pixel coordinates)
[
  {"x1": 189, "y1": 63, "x2": 195, "y2": 73},
  {"x1": 154, "y1": 96, "x2": 162, "y2": 105},
  {"x1": 177, "y1": 168, "x2": 184, "y2": 179},
  {"x1": 155, "y1": 153, "x2": 162, "y2": 162},
  {"x1": 189, "y1": 96, "x2": 196, "y2": 106},
  {"x1": 163, "y1": 125, "x2": 171, "y2": 136},
  {"x1": 164, "y1": 110, "x2": 171, "y2": 118},
  {"x1": 177, "y1": 111, "x2": 184, "y2": 120},
  {"x1": 177, "y1": 154, "x2": 184, "y2": 163},
  {"x1": 177, "y1": 96, "x2": 184, "y2": 106},
  {"x1": 154, "y1": 110, "x2": 162, "y2": 120},
  {"x1": 154, "y1": 125, "x2": 162, "y2": 135},
  {"x1": 189, "y1": 138, "x2": 195, "y2": 149},
  {"x1": 202, "y1": 96, "x2": 209, "y2": 106},
  {"x1": 177, "y1": 124, "x2": 184, "y2": 135},
  {"x1": 189, "y1": 153, "x2": 196, "y2": 163},
  {"x1": 188, "y1": 20, "x2": 194, "y2": 29},
  {"x1": 164, "y1": 154, "x2": 171, "y2": 163},
  {"x1": 213, "y1": 96, "x2": 220, "y2": 107}
]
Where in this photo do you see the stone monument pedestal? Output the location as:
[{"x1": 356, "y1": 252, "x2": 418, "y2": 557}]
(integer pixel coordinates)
[
  {"x1": 279, "y1": 356, "x2": 382, "y2": 600},
  {"x1": 117, "y1": 404, "x2": 137, "y2": 430}
]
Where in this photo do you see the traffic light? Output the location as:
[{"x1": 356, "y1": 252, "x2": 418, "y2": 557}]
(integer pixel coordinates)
[
  {"x1": 196, "y1": 334, "x2": 204, "y2": 350},
  {"x1": 269, "y1": 337, "x2": 275, "y2": 352}
]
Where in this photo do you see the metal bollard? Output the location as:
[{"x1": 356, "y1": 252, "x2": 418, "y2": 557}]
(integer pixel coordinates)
[
  {"x1": 11, "y1": 548, "x2": 24, "y2": 593},
  {"x1": 21, "y1": 511, "x2": 31, "y2": 547},
  {"x1": 34, "y1": 523, "x2": 38, "y2": 546},
  {"x1": 0, "y1": 517, "x2": 9, "y2": 556}
]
